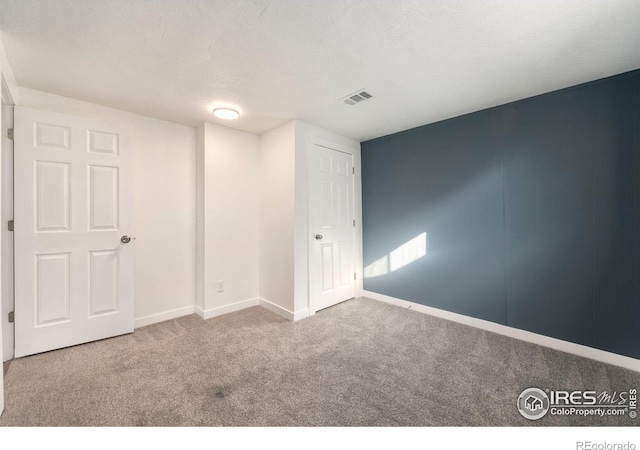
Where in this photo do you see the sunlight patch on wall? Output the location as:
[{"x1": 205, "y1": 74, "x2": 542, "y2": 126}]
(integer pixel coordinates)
[
  {"x1": 364, "y1": 232, "x2": 427, "y2": 278},
  {"x1": 364, "y1": 255, "x2": 389, "y2": 278},
  {"x1": 390, "y1": 232, "x2": 427, "y2": 272}
]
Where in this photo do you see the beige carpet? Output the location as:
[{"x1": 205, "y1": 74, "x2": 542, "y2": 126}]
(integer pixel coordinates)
[{"x1": 0, "y1": 297, "x2": 638, "y2": 426}]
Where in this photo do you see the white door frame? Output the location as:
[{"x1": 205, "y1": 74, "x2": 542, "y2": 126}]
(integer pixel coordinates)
[
  {"x1": 0, "y1": 70, "x2": 16, "y2": 415},
  {"x1": 1, "y1": 92, "x2": 13, "y2": 362},
  {"x1": 306, "y1": 135, "x2": 363, "y2": 315}
]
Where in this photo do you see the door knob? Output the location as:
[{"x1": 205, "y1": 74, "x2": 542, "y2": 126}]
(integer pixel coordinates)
[
  {"x1": 121, "y1": 235, "x2": 132, "y2": 244},
  {"x1": 315, "y1": 234, "x2": 323, "y2": 240}
]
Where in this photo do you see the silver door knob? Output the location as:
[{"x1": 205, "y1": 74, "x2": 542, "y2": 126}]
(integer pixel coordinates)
[
  {"x1": 315, "y1": 234, "x2": 323, "y2": 240},
  {"x1": 121, "y1": 235, "x2": 132, "y2": 244}
]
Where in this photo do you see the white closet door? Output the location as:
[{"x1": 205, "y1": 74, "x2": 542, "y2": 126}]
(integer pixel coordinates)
[{"x1": 309, "y1": 144, "x2": 356, "y2": 312}]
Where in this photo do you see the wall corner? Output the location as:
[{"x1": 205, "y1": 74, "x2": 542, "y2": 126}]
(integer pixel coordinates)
[
  {"x1": 0, "y1": 39, "x2": 19, "y2": 105},
  {"x1": 195, "y1": 123, "x2": 205, "y2": 313}
]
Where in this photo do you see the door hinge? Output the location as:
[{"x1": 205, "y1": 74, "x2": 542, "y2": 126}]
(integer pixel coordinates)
[
  {"x1": 353, "y1": 219, "x2": 355, "y2": 227},
  {"x1": 7, "y1": 220, "x2": 13, "y2": 231},
  {"x1": 7, "y1": 128, "x2": 13, "y2": 140},
  {"x1": 8, "y1": 311, "x2": 14, "y2": 323},
  {"x1": 354, "y1": 272, "x2": 356, "y2": 280},
  {"x1": 352, "y1": 167, "x2": 355, "y2": 174}
]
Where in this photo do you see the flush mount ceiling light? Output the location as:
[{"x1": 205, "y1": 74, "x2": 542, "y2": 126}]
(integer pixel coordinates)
[{"x1": 212, "y1": 107, "x2": 240, "y2": 120}]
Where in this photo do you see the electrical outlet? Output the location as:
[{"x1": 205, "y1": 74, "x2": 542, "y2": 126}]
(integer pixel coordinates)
[{"x1": 216, "y1": 280, "x2": 224, "y2": 293}]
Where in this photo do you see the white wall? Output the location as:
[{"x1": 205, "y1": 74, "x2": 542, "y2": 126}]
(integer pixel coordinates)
[
  {"x1": 0, "y1": 39, "x2": 18, "y2": 104},
  {"x1": 258, "y1": 122, "x2": 296, "y2": 314},
  {"x1": 17, "y1": 88, "x2": 197, "y2": 326},
  {"x1": 197, "y1": 123, "x2": 259, "y2": 317}
]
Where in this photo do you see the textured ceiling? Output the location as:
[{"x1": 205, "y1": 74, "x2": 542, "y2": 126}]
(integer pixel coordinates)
[{"x1": 1, "y1": 0, "x2": 640, "y2": 141}]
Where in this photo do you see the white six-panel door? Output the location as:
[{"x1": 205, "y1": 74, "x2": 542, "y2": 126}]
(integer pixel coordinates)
[
  {"x1": 14, "y1": 107, "x2": 133, "y2": 358},
  {"x1": 309, "y1": 144, "x2": 356, "y2": 312}
]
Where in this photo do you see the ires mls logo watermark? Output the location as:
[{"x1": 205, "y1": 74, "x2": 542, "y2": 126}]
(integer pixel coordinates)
[
  {"x1": 517, "y1": 387, "x2": 637, "y2": 421},
  {"x1": 517, "y1": 388, "x2": 550, "y2": 420}
]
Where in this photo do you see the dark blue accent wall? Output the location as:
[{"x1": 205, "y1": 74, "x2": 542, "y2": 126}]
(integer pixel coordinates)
[{"x1": 362, "y1": 69, "x2": 640, "y2": 359}]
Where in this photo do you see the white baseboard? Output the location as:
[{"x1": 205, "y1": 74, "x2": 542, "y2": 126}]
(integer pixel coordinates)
[
  {"x1": 292, "y1": 308, "x2": 310, "y2": 322},
  {"x1": 136, "y1": 297, "x2": 309, "y2": 328},
  {"x1": 363, "y1": 290, "x2": 640, "y2": 372},
  {"x1": 134, "y1": 305, "x2": 197, "y2": 328},
  {"x1": 196, "y1": 298, "x2": 260, "y2": 320},
  {"x1": 258, "y1": 297, "x2": 294, "y2": 321},
  {"x1": 257, "y1": 297, "x2": 309, "y2": 322}
]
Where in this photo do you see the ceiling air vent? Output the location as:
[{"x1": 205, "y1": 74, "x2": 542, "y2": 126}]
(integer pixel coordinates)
[{"x1": 341, "y1": 89, "x2": 374, "y2": 106}]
